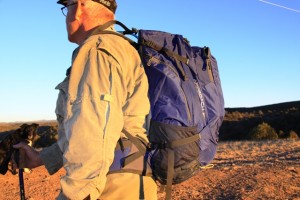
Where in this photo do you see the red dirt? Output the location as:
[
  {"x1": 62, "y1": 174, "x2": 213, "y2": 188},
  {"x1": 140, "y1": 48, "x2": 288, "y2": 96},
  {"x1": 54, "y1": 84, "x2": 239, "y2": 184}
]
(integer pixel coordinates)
[{"x1": 1, "y1": 139, "x2": 299, "y2": 200}]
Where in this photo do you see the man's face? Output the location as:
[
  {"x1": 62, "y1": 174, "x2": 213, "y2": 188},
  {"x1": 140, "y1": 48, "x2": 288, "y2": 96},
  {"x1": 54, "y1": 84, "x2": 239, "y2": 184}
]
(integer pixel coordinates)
[{"x1": 66, "y1": 0, "x2": 81, "y2": 43}]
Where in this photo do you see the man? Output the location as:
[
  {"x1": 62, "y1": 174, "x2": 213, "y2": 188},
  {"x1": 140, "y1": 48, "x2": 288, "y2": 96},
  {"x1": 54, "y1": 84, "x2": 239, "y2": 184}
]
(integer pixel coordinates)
[{"x1": 13, "y1": 0, "x2": 157, "y2": 199}]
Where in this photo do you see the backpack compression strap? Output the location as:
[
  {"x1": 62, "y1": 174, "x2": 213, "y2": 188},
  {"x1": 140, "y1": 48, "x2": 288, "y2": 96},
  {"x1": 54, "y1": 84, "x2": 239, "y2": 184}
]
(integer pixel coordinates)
[
  {"x1": 202, "y1": 47, "x2": 214, "y2": 82},
  {"x1": 139, "y1": 39, "x2": 189, "y2": 81}
]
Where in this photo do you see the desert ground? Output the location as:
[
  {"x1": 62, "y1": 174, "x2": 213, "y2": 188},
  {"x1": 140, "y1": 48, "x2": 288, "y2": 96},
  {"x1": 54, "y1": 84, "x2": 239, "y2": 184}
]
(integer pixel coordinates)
[{"x1": 0, "y1": 139, "x2": 299, "y2": 200}]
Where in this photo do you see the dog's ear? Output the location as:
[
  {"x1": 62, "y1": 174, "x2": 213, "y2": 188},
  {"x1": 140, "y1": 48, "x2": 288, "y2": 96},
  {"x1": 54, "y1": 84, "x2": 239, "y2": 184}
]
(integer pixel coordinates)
[
  {"x1": 20, "y1": 124, "x2": 28, "y2": 130},
  {"x1": 32, "y1": 123, "x2": 39, "y2": 128},
  {"x1": 23, "y1": 124, "x2": 39, "y2": 140},
  {"x1": 18, "y1": 124, "x2": 29, "y2": 139}
]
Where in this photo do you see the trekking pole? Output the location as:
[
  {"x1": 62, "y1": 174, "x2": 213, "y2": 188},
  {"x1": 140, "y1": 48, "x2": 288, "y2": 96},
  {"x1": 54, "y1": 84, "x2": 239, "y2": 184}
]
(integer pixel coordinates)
[
  {"x1": 18, "y1": 168, "x2": 25, "y2": 200},
  {"x1": 17, "y1": 148, "x2": 26, "y2": 200}
]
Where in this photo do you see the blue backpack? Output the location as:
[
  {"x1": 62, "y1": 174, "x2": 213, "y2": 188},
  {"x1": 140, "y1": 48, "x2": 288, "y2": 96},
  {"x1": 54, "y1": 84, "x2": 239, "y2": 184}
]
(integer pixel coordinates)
[{"x1": 92, "y1": 21, "x2": 225, "y2": 199}]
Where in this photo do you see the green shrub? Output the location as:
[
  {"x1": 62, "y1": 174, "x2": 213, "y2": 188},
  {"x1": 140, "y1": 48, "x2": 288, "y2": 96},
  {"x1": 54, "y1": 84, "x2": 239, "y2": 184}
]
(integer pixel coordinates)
[{"x1": 248, "y1": 122, "x2": 278, "y2": 140}]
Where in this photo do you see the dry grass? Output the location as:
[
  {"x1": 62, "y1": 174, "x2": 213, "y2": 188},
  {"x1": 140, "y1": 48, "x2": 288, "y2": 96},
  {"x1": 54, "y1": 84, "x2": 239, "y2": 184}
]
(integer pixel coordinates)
[
  {"x1": 0, "y1": 139, "x2": 299, "y2": 200},
  {"x1": 158, "y1": 139, "x2": 300, "y2": 200}
]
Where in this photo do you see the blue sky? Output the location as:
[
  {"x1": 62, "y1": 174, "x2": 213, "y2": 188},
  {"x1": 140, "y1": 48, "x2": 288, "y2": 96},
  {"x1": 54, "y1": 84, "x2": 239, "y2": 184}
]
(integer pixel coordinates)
[{"x1": 0, "y1": 0, "x2": 299, "y2": 122}]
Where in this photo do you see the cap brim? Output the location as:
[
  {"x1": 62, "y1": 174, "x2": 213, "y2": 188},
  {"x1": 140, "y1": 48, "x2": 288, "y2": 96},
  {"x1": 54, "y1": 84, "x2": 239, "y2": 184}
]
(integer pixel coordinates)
[{"x1": 57, "y1": 0, "x2": 67, "y2": 6}]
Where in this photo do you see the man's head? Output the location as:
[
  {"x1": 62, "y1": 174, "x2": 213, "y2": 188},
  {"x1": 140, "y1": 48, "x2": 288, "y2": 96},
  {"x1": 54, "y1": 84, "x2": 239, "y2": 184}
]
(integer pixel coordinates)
[
  {"x1": 57, "y1": 0, "x2": 117, "y2": 13},
  {"x1": 58, "y1": 0, "x2": 117, "y2": 44}
]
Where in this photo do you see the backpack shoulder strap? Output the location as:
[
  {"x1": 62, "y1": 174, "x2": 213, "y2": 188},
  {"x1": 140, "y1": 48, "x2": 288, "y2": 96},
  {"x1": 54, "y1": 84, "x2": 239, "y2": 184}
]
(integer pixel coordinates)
[
  {"x1": 90, "y1": 20, "x2": 139, "y2": 49},
  {"x1": 91, "y1": 20, "x2": 137, "y2": 35}
]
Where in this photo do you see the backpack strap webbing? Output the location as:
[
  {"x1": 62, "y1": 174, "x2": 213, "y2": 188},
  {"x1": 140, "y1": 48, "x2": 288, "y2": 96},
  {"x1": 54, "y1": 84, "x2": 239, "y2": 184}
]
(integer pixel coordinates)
[
  {"x1": 164, "y1": 134, "x2": 200, "y2": 200},
  {"x1": 202, "y1": 47, "x2": 214, "y2": 82},
  {"x1": 89, "y1": 20, "x2": 139, "y2": 49},
  {"x1": 121, "y1": 129, "x2": 150, "y2": 176},
  {"x1": 139, "y1": 39, "x2": 189, "y2": 81},
  {"x1": 165, "y1": 149, "x2": 175, "y2": 200},
  {"x1": 150, "y1": 133, "x2": 200, "y2": 150},
  {"x1": 139, "y1": 39, "x2": 189, "y2": 65},
  {"x1": 169, "y1": 134, "x2": 200, "y2": 148},
  {"x1": 90, "y1": 20, "x2": 137, "y2": 36}
]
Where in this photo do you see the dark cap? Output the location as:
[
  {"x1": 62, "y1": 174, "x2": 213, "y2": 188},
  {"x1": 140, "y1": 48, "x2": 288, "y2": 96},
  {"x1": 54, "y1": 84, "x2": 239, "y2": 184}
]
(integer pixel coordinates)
[{"x1": 57, "y1": 0, "x2": 117, "y2": 13}]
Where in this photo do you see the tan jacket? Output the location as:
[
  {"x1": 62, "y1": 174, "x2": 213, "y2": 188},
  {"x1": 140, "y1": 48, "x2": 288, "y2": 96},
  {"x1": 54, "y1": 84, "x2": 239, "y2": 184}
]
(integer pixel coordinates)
[{"x1": 39, "y1": 28, "x2": 150, "y2": 200}]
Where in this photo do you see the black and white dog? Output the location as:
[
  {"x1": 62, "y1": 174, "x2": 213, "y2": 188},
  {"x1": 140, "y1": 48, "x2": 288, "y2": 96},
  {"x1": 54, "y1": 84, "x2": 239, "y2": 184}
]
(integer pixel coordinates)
[{"x1": 0, "y1": 123, "x2": 38, "y2": 175}]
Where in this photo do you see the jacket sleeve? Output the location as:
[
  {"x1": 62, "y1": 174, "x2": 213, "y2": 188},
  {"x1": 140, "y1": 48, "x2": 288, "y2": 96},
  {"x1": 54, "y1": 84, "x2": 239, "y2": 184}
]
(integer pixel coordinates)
[
  {"x1": 39, "y1": 143, "x2": 63, "y2": 175},
  {"x1": 55, "y1": 36, "x2": 149, "y2": 200}
]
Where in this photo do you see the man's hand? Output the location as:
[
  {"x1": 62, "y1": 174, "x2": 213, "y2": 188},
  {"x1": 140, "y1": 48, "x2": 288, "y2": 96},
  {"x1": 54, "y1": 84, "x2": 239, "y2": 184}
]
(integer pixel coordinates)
[{"x1": 13, "y1": 142, "x2": 43, "y2": 169}]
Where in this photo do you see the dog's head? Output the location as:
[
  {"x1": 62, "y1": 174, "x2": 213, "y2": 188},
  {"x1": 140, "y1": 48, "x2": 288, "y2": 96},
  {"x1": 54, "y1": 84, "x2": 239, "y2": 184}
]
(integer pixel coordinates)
[{"x1": 19, "y1": 123, "x2": 39, "y2": 141}]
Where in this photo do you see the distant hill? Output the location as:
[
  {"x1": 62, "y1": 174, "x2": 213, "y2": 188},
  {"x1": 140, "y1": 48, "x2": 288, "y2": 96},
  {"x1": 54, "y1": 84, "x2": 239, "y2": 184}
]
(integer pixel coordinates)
[
  {"x1": 1, "y1": 101, "x2": 299, "y2": 146},
  {"x1": 220, "y1": 100, "x2": 300, "y2": 141}
]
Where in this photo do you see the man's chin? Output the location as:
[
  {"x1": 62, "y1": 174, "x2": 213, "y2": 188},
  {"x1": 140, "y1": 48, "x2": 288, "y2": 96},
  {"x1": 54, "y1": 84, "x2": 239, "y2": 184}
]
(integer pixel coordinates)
[{"x1": 68, "y1": 35, "x2": 79, "y2": 44}]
